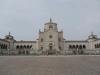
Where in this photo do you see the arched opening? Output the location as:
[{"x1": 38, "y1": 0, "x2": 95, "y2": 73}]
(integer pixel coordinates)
[
  {"x1": 78, "y1": 45, "x2": 84, "y2": 54},
  {"x1": 24, "y1": 45, "x2": 26, "y2": 49},
  {"x1": 83, "y1": 45, "x2": 86, "y2": 49},
  {"x1": 41, "y1": 46, "x2": 43, "y2": 50},
  {"x1": 16, "y1": 45, "x2": 19, "y2": 49},
  {"x1": 79, "y1": 45, "x2": 82, "y2": 49},
  {"x1": 97, "y1": 44, "x2": 99, "y2": 48},
  {"x1": 27, "y1": 45, "x2": 30, "y2": 49},
  {"x1": 76, "y1": 45, "x2": 78, "y2": 49},
  {"x1": 69, "y1": 45, "x2": 72, "y2": 49},
  {"x1": 20, "y1": 45, "x2": 23, "y2": 49},
  {"x1": 99, "y1": 43, "x2": 100, "y2": 48},
  {"x1": 72, "y1": 45, "x2": 75, "y2": 49},
  {"x1": 95, "y1": 44, "x2": 97, "y2": 48},
  {"x1": 30, "y1": 45, "x2": 32, "y2": 48}
]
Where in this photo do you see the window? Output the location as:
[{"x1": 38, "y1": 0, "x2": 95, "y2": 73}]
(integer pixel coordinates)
[
  {"x1": 59, "y1": 46, "x2": 61, "y2": 50},
  {"x1": 41, "y1": 47, "x2": 43, "y2": 50},
  {"x1": 58, "y1": 38, "x2": 61, "y2": 42},
  {"x1": 49, "y1": 25, "x2": 53, "y2": 29},
  {"x1": 49, "y1": 35, "x2": 53, "y2": 39},
  {"x1": 49, "y1": 46, "x2": 53, "y2": 50},
  {"x1": 41, "y1": 38, "x2": 43, "y2": 42},
  {"x1": 49, "y1": 43, "x2": 53, "y2": 46}
]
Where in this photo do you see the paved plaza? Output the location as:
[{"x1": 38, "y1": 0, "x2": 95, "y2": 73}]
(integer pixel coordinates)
[{"x1": 0, "y1": 55, "x2": 100, "y2": 75}]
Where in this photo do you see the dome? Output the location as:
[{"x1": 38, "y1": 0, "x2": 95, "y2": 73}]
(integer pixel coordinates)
[
  {"x1": 44, "y1": 18, "x2": 58, "y2": 31},
  {"x1": 5, "y1": 32, "x2": 14, "y2": 40},
  {"x1": 88, "y1": 32, "x2": 97, "y2": 39}
]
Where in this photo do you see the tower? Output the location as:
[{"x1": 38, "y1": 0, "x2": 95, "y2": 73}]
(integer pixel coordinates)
[
  {"x1": 44, "y1": 18, "x2": 58, "y2": 32},
  {"x1": 5, "y1": 32, "x2": 16, "y2": 54}
]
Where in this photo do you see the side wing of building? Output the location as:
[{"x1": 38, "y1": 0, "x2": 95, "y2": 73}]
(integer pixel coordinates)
[
  {"x1": 0, "y1": 39, "x2": 9, "y2": 55},
  {"x1": 14, "y1": 41, "x2": 38, "y2": 55}
]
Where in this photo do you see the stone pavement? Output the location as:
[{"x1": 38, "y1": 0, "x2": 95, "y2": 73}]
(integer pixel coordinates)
[{"x1": 0, "y1": 55, "x2": 100, "y2": 75}]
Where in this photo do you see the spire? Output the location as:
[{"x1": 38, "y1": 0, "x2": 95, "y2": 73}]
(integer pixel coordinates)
[
  {"x1": 91, "y1": 32, "x2": 94, "y2": 36},
  {"x1": 9, "y1": 32, "x2": 11, "y2": 35},
  {"x1": 50, "y1": 18, "x2": 52, "y2": 23},
  {"x1": 91, "y1": 32, "x2": 94, "y2": 35}
]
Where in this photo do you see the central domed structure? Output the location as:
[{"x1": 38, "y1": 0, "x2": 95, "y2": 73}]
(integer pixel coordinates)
[{"x1": 44, "y1": 18, "x2": 58, "y2": 32}]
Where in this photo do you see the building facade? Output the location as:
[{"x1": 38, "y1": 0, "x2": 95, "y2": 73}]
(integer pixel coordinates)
[{"x1": 0, "y1": 19, "x2": 100, "y2": 55}]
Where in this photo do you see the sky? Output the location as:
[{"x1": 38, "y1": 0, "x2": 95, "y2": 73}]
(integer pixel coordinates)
[{"x1": 0, "y1": 0, "x2": 100, "y2": 41}]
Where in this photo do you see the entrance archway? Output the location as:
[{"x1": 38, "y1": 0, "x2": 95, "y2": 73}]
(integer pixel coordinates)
[
  {"x1": 47, "y1": 43, "x2": 56, "y2": 55},
  {"x1": 49, "y1": 45, "x2": 53, "y2": 50}
]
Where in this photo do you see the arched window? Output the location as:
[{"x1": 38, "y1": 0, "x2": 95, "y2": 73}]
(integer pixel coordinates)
[{"x1": 41, "y1": 38, "x2": 43, "y2": 42}]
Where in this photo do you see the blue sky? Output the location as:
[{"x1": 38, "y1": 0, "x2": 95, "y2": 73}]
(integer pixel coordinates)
[{"x1": 0, "y1": 0, "x2": 100, "y2": 40}]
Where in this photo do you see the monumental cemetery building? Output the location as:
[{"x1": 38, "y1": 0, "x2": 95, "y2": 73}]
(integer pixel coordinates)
[{"x1": 0, "y1": 19, "x2": 100, "y2": 55}]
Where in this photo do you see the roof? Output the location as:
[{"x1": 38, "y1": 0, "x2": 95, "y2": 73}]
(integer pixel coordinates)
[
  {"x1": 15, "y1": 41, "x2": 36, "y2": 43},
  {"x1": 45, "y1": 18, "x2": 57, "y2": 25},
  {"x1": 65, "y1": 40, "x2": 88, "y2": 43},
  {"x1": 0, "y1": 39, "x2": 9, "y2": 43}
]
